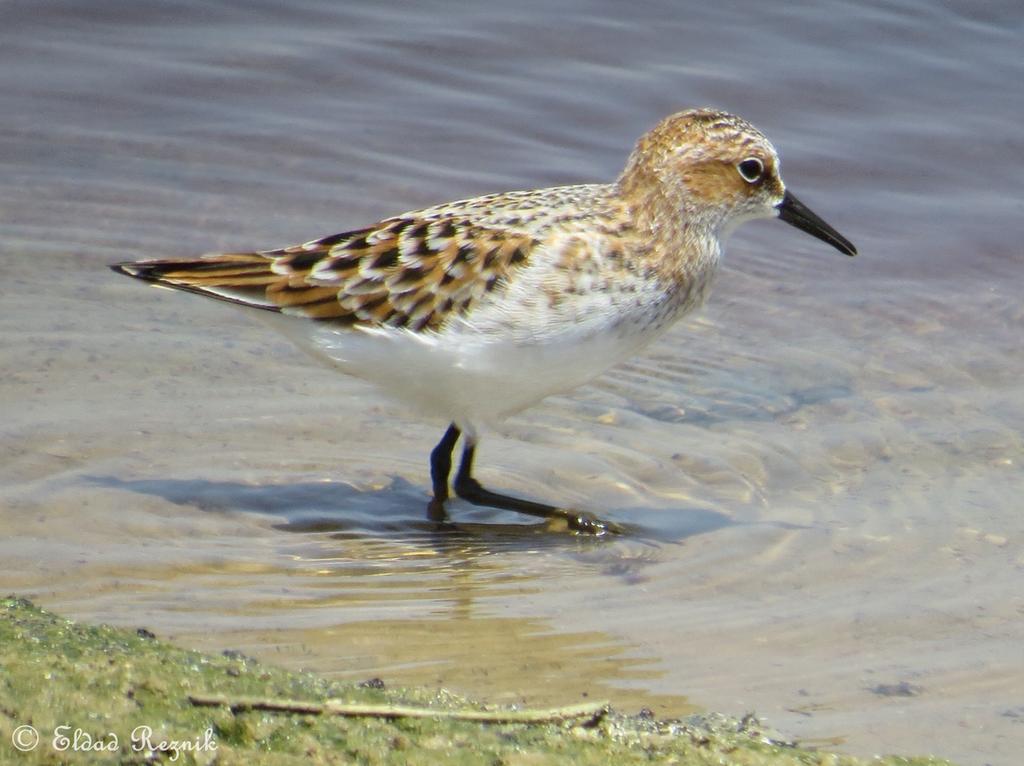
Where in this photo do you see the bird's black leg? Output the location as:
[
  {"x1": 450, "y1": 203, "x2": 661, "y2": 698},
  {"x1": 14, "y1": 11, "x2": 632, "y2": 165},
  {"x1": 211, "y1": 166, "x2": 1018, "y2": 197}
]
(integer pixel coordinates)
[
  {"x1": 426, "y1": 423, "x2": 461, "y2": 521},
  {"x1": 451, "y1": 440, "x2": 620, "y2": 534}
]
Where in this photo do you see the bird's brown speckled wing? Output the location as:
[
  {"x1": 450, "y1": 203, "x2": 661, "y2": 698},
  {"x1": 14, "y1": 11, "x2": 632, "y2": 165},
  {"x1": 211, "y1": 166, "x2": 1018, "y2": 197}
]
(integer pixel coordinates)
[{"x1": 111, "y1": 215, "x2": 538, "y2": 333}]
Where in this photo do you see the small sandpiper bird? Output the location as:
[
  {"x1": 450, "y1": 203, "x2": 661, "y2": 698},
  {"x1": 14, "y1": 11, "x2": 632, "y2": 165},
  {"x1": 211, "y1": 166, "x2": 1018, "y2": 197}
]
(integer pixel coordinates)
[{"x1": 112, "y1": 108, "x2": 856, "y2": 534}]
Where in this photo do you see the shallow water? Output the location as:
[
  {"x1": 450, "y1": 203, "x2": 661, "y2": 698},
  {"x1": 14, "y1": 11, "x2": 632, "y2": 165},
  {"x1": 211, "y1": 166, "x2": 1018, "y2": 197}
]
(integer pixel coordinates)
[{"x1": 2, "y1": 2, "x2": 1022, "y2": 764}]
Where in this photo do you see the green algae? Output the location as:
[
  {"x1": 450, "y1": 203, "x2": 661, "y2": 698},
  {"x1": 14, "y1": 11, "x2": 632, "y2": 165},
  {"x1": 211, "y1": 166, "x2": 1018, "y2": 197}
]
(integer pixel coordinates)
[{"x1": 0, "y1": 596, "x2": 953, "y2": 765}]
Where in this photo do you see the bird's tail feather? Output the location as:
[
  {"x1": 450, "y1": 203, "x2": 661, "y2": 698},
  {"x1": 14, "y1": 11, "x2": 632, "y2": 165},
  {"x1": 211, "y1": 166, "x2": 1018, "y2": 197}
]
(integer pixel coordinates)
[{"x1": 109, "y1": 254, "x2": 282, "y2": 311}]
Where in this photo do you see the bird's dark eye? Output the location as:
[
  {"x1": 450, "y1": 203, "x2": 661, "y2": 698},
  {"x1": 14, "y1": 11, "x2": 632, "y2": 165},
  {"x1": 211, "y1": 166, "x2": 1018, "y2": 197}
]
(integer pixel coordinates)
[{"x1": 737, "y1": 158, "x2": 764, "y2": 183}]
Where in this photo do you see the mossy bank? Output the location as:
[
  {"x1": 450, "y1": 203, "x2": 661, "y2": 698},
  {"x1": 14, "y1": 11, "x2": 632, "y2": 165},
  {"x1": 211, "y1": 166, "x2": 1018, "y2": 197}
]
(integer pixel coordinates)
[{"x1": 0, "y1": 597, "x2": 952, "y2": 765}]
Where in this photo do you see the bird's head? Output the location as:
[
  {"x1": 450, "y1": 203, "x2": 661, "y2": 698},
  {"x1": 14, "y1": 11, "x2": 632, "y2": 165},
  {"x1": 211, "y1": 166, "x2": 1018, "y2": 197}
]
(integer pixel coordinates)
[{"x1": 619, "y1": 108, "x2": 856, "y2": 256}]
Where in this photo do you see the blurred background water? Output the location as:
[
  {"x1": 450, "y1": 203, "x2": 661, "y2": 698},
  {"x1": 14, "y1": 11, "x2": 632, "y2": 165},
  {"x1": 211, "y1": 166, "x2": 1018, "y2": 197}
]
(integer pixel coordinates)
[{"x1": 2, "y1": 1, "x2": 1022, "y2": 763}]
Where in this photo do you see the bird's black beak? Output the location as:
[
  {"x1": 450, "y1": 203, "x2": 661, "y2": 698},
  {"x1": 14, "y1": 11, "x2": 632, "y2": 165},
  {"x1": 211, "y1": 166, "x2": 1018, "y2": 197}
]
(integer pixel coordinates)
[{"x1": 777, "y1": 190, "x2": 857, "y2": 256}]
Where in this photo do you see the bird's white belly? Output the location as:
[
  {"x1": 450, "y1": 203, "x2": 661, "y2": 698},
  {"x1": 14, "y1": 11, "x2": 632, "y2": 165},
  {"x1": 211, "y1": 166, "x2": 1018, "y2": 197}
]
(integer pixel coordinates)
[{"x1": 259, "y1": 311, "x2": 663, "y2": 429}]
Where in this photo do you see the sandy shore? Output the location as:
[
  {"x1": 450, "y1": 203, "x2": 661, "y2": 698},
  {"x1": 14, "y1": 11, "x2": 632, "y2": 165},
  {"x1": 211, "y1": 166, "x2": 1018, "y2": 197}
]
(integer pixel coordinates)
[{"x1": 0, "y1": 596, "x2": 953, "y2": 765}]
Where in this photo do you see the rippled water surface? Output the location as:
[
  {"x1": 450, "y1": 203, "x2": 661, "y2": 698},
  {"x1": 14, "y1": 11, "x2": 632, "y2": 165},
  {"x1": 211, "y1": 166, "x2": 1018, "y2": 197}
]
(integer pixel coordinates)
[{"x1": 2, "y1": 2, "x2": 1022, "y2": 764}]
